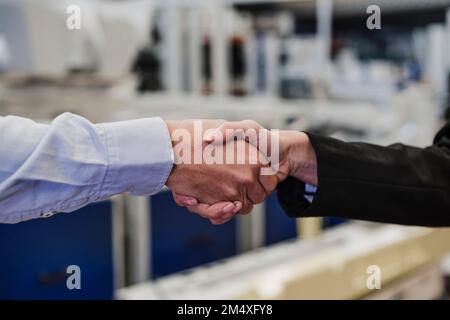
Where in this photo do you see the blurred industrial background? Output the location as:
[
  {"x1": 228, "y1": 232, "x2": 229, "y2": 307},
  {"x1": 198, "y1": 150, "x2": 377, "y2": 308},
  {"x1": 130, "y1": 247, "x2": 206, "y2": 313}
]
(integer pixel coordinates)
[{"x1": 1, "y1": 0, "x2": 450, "y2": 300}]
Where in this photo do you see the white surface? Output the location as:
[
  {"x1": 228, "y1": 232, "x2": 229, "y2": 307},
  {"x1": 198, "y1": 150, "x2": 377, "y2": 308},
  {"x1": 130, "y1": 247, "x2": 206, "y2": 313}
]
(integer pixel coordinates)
[{"x1": 117, "y1": 223, "x2": 431, "y2": 300}]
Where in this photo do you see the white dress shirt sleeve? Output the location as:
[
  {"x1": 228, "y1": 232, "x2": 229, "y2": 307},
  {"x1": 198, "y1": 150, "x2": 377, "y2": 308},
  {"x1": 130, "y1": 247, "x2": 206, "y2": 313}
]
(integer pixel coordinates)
[{"x1": 0, "y1": 112, "x2": 173, "y2": 224}]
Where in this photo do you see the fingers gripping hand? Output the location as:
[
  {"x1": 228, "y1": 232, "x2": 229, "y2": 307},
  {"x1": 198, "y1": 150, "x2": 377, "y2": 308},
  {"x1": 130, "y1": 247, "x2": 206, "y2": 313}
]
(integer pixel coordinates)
[
  {"x1": 172, "y1": 192, "x2": 243, "y2": 224},
  {"x1": 167, "y1": 119, "x2": 279, "y2": 225},
  {"x1": 204, "y1": 120, "x2": 273, "y2": 157},
  {"x1": 204, "y1": 120, "x2": 292, "y2": 184}
]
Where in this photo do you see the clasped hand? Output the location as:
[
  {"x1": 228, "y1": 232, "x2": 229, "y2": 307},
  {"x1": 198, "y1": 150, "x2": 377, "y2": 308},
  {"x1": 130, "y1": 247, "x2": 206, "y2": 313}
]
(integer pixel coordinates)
[{"x1": 165, "y1": 120, "x2": 317, "y2": 224}]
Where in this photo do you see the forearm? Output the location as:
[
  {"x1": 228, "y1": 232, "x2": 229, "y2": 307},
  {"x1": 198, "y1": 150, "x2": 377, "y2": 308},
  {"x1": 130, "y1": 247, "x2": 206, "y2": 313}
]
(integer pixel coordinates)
[
  {"x1": 279, "y1": 131, "x2": 450, "y2": 226},
  {"x1": 0, "y1": 113, "x2": 173, "y2": 223}
]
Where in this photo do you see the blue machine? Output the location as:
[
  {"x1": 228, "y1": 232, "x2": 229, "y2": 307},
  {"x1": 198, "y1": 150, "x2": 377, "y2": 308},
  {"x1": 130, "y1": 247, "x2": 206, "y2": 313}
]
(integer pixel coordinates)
[
  {"x1": 0, "y1": 201, "x2": 115, "y2": 300},
  {"x1": 264, "y1": 193, "x2": 297, "y2": 245},
  {"x1": 145, "y1": 191, "x2": 347, "y2": 279},
  {"x1": 149, "y1": 191, "x2": 237, "y2": 279}
]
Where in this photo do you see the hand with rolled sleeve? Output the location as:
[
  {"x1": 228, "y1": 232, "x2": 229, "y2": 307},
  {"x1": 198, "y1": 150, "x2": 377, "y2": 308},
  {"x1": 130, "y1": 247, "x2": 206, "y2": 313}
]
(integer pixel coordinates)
[
  {"x1": 0, "y1": 113, "x2": 277, "y2": 224},
  {"x1": 0, "y1": 113, "x2": 174, "y2": 223}
]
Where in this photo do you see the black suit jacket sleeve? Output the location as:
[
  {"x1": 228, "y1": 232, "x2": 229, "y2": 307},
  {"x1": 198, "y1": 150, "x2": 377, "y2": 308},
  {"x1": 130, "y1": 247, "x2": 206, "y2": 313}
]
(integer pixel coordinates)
[{"x1": 277, "y1": 122, "x2": 450, "y2": 227}]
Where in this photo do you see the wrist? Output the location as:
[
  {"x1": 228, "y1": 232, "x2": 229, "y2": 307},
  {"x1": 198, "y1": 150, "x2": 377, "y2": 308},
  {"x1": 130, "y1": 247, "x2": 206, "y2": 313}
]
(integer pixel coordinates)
[
  {"x1": 281, "y1": 131, "x2": 318, "y2": 186},
  {"x1": 163, "y1": 120, "x2": 179, "y2": 185},
  {"x1": 164, "y1": 120, "x2": 178, "y2": 148}
]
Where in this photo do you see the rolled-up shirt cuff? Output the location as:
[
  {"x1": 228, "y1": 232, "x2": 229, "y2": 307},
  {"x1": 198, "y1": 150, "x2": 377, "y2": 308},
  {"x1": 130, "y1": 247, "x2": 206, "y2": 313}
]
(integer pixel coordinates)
[{"x1": 98, "y1": 117, "x2": 173, "y2": 196}]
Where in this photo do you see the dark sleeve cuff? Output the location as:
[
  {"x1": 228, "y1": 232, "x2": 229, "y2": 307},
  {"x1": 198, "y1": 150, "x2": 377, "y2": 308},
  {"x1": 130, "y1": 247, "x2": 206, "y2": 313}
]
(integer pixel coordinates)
[
  {"x1": 277, "y1": 132, "x2": 343, "y2": 218},
  {"x1": 277, "y1": 130, "x2": 450, "y2": 226},
  {"x1": 277, "y1": 177, "x2": 312, "y2": 217}
]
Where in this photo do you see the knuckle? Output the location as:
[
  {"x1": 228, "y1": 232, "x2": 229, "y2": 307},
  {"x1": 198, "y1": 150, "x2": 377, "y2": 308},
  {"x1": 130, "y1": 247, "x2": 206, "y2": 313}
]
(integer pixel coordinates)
[
  {"x1": 211, "y1": 211, "x2": 224, "y2": 219},
  {"x1": 253, "y1": 193, "x2": 265, "y2": 204},
  {"x1": 241, "y1": 205, "x2": 253, "y2": 215},
  {"x1": 245, "y1": 119, "x2": 259, "y2": 128},
  {"x1": 172, "y1": 194, "x2": 183, "y2": 206},
  {"x1": 186, "y1": 206, "x2": 195, "y2": 213},
  {"x1": 210, "y1": 219, "x2": 222, "y2": 225},
  {"x1": 226, "y1": 188, "x2": 240, "y2": 200},
  {"x1": 174, "y1": 199, "x2": 184, "y2": 207},
  {"x1": 239, "y1": 201, "x2": 250, "y2": 214},
  {"x1": 221, "y1": 122, "x2": 232, "y2": 130},
  {"x1": 242, "y1": 174, "x2": 255, "y2": 186}
]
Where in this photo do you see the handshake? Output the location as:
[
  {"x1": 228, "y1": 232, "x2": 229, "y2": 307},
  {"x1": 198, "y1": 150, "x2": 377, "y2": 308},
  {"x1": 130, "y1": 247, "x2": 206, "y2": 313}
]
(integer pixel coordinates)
[{"x1": 164, "y1": 120, "x2": 318, "y2": 224}]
